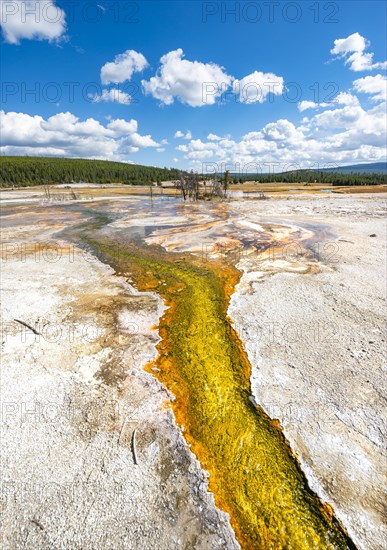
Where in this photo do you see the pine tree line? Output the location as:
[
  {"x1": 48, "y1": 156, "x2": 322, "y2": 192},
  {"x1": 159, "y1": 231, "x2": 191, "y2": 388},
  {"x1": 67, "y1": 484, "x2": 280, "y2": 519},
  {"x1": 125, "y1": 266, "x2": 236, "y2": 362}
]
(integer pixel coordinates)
[
  {"x1": 231, "y1": 169, "x2": 387, "y2": 186},
  {"x1": 0, "y1": 156, "x2": 183, "y2": 187}
]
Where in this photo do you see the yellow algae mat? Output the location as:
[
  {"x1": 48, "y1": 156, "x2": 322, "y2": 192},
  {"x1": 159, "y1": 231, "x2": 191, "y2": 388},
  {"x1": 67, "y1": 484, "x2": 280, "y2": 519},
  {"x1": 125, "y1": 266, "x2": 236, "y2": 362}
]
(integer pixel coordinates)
[{"x1": 83, "y1": 233, "x2": 354, "y2": 550}]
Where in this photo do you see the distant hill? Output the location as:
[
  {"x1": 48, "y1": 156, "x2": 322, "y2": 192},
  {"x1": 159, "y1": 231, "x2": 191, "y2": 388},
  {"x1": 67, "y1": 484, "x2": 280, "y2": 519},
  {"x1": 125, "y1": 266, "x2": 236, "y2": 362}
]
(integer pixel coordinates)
[
  {"x1": 0, "y1": 156, "x2": 183, "y2": 187},
  {"x1": 322, "y1": 162, "x2": 387, "y2": 174}
]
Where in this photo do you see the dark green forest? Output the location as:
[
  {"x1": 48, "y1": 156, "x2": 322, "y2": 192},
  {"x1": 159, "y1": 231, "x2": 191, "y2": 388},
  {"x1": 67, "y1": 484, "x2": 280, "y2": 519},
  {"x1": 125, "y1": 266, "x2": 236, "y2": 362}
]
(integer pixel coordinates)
[
  {"x1": 0, "y1": 156, "x2": 182, "y2": 187},
  {"x1": 229, "y1": 169, "x2": 387, "y2": 186},
  {"x1": 1, "y1": 156, "x2": 386, "y2": 188}
]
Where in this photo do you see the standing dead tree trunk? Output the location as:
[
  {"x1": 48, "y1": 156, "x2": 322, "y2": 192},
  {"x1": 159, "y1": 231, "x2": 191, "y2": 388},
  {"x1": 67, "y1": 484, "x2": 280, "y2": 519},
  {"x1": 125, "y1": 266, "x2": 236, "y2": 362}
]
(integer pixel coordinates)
[
  {"x1": 43, "y1": 185, "x2": 51, "y2": 201},
  {"x1": 177, "y1": 170, "x2": 199, "y2": 201},
  {"x1": 209, "y1": 178, "x2": 224, "y2": 198}
]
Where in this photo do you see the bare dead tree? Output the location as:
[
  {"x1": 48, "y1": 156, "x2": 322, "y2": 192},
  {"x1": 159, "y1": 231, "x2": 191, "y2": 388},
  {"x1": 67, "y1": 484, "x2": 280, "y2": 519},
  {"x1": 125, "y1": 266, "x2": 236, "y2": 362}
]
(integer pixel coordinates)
[
  {"x1": 209, "y1": 177, "x2": 224, "y2": 198},
  {"x1": 177, "y1": 170, "x2": 199, "y2": 201},
  {"x1": 177, "y1": 172, "x2": 186, "y2": 200},
  {"x1": 223, "y1": 170, "x2": 230, "y2": 195},
  {"x1": 43, "y1": 185, "x2": 51, "y2": 201}
]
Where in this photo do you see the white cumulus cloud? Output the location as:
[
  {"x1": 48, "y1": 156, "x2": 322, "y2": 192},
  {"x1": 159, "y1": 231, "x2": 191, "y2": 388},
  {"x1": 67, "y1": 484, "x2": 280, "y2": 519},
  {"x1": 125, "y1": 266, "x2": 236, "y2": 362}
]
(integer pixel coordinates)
[
  {"x1": 127, "y1": 133, "x2": 159, "y2": 148},
  {"x1": 331, "y1": 32, "x2": 387, "y2": 72},
  {"x1": 298, "y1": 92, "x2": 359, "y2": 112},
  {"x1": 142, "y1": 48, "x2": 233, "y2": 107},
  {"x1": 107, "y1": 118, "x2": 138, "y2": 135},
  {"x1": 298, "y1": 100, "x2": 327, "y2": 112},
  {"x1": 233, "y1": 71, "x2": 284, "y2": 104},
  {"x1": 101, "y1": 50, "x2": 149, "y2": 85},
  {"x1": 0, "y1": 110, "x2": 160, "y2": 160},
  {"x1": 334, "y1": 92, "x2": 360, "y2": 106},
  {"x1": 353, "y1": 74, "x2": 387, "y2": 102},
  {"x1": 0, "y1": 0, "x2": 66, "y2": 44},
  {"x1": 177, "y1": 89, "x2": 386, "y2": 171},
  {"x1": 174, "y1": 130, "x2": 192, "y2": 139},
  {"x1": 91, "y1": 89, "x2": 132, "y2": 105}
]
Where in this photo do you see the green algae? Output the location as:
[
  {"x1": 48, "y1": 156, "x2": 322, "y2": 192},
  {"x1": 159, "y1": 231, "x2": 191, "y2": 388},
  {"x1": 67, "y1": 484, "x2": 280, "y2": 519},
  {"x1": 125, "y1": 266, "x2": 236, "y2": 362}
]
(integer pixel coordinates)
[{"x1": 81, "y1": 233, "x2": 355, "y2": 550}]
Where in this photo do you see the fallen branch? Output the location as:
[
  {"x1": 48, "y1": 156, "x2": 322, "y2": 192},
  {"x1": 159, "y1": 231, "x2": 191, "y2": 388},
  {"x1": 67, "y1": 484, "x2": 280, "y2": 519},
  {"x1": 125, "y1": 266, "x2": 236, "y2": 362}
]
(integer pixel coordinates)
[
  {"x1": 131, "y1": 429, "x2": 138, "y2": 465},
  {"x1": 14, "y1": 319, "x2": 40, "y2": 335},
  {"x1": 30, "y1": 518, "x2": 44, "y2": 531}
]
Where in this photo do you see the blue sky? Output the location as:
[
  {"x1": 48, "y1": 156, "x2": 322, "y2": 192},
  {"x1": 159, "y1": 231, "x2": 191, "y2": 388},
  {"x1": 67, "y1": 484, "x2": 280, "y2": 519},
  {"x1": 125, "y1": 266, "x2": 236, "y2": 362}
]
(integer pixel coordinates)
[{"x1": 1, "y1": 0, "x2": 386, "y2": 171}]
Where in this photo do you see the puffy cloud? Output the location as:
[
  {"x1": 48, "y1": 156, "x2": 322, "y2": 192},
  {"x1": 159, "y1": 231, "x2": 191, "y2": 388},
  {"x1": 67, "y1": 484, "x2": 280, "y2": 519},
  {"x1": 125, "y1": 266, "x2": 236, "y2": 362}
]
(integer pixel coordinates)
[
  {"x1": 0, "y1": 0, "x2": 66, "y2": 44},
  {"x1": 331, "y1": 32, "x2": 387, "y2": 72},
  {"x1": 353, "y1": 74, "x2": 387, "y2": 102},
  {"x1": 0, "y1": 110, "x2": 160, "y2": 160},
  {"x1": 107, "y1": 118, "x2": 138, "y2": 135},
  {"x1": 40, "y1": 112, "x2": 108, "y2": 136},
  {"x1": 176, "y1": 138, "x2": 218, "y2": 160},
  {"x1": 331, "y1": 32, "x2": 367, "y2": 55},
  {"x1": 298, "y1": 100, "x2": 328, "y2": 112},
  {"x1": 312, "y1": 105, "x2": 364, "y2": 130},
  {"x1": 207, "y1": 133, "x2": 221, "y2": 141},
  {"x1": 142, "y1": 48, "x2": 233, "y2": 107},
  {"x1": 141, "y1": 48, "x2": 285, "y2": 108},
  {"x1": 181, "y1": 139, "x2": 214, "y2": 151},
  {"x1": 174, "y1": 130, "x2": 192, "y2": 139},
  {"x1": 178, "y1": 94, "x2": 386, "y2": 171},
  {"x1": 101, "y1": 50, "x2": 148, "y2": 85},
  {"x1": 127, "y1": 133, "x2": 159, "y2": 148},
  {"x1": 91, "y1": 88, "x2": 132, "y2": 105},
  {"x1": 156, "y1": 147, "x2": 165, "y2": 152},
  {"x1": 260, "y1": 119, "x2": 304, "y2": 142},
  {"x1": 298, "y1": 92, "x2": 359, "y2": 112},
  {"x1": 233, "y1": 71, "x2": 284, "y2": 104},
  {"x1": 176, "y1": 144, "x2": 187, "y2": 152},
  {"x1": 334, "y1": 92, "x2": 360, "y2": 106}
]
